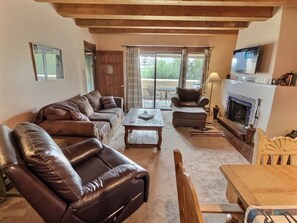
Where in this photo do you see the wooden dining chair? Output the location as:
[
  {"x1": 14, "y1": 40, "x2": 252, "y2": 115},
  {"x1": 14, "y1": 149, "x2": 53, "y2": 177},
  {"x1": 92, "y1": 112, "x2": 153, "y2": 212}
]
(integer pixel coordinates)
[
  {"x1": 256, "y1": 128, "x2": 297, "y2": 165},
  {"x1": 173, "y1": 149, "x2": 243, "y2": 223}
]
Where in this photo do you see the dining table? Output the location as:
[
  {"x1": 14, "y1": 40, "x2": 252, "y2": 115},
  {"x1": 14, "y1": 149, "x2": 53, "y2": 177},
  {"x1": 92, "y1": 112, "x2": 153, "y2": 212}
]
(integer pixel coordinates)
[{"x1": 220, "y1": 164, "x2": 297, "y2": 223}]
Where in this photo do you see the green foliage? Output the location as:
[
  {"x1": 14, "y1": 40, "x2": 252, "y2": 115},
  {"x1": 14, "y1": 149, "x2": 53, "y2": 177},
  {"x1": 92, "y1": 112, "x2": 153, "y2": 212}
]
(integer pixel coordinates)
[
  {"x1": 140, "y1": 55, "x2": 204, "y2": 80},
  {"x1": 35, "y1": 53, "x2": 57, "y2": 74}
]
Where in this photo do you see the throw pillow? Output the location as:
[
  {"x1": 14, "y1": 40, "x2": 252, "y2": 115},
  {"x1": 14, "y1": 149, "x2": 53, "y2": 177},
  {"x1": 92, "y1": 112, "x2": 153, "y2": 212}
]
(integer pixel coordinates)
[
  {"x1": 71, "y1": 96, "x2": 94, "y2": 117},
  {"x1": 44, "y1": 107, "x2": 72, "y2": 120},
  {"x1": 70, "y1": 111, "x2": 90, "y2": 121},
  {"x1": 84, "y1": 90, "x2": 102, "y2": 111},
  {"x1": 101, "y1": 96, "x2": 117, "y2": 109}
]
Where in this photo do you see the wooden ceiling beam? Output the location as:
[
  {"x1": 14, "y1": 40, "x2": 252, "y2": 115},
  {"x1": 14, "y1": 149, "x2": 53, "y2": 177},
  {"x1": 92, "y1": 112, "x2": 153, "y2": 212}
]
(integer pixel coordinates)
[
  {"x1": 76, "y1": 19, "x2": 249, "y2": 30},
  {"x1": 35, "y1": 0, "x2": 297, "y2": 7},
  {"x1": 54, "y1": 4, "x2": 273, "y2": 21},
  {"x1": 89, "y1": 28, "x2": 239, "y2": 35}
]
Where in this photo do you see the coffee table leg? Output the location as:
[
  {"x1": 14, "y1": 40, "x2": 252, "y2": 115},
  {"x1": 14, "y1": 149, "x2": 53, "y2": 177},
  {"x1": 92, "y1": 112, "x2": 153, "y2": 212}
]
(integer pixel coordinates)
[
  {"x1": 124, "y1": 128, "x2": 129, "y2": 149},
  {"x1": 157, "y1": 129, "x2": 162, "y2": 150}
]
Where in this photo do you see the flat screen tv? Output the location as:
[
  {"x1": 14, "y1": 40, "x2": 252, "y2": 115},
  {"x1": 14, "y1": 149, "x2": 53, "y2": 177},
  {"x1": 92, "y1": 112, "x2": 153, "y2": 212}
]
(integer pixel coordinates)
[{"x1": 230, "y1": 45, "x2": 260, "y2": 75}]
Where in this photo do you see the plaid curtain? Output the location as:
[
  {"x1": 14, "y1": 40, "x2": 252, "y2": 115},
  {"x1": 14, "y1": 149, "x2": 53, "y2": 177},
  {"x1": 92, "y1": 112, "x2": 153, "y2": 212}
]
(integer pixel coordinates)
[
  {"x1": 126, "y1": 47, "x2": 143, "y2": 110},
  {"x1": 202, "y1": 48, "x2": 213, "y2": 93}
]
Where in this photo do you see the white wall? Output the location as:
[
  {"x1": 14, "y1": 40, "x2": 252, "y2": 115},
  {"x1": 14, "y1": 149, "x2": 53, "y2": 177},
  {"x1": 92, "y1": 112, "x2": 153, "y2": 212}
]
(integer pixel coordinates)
[
  {"x1": 273, "y1": 7, "x2": 297, "y2": 76},
  {"x1": 235, "y1": 8, "x2": 283, "y2": 80},
  {"x1": 0, "y1": 1, "x2": 96, "y2": 128},
  {"x1": 95, "y1": 34, "x2": 237, "y2": 109}
]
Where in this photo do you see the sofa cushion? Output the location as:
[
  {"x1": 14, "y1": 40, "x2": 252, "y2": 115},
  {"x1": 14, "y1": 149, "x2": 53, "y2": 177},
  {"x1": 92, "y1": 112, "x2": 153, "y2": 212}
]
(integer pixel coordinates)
[
  {"x1": 14, "y1": 123, "x2": 83, "y2": 202},
  {"x1": 97, "y1": 108, "x2": 124, "y2": 119},
  {"x1": 72, "y1": 96, "x2": 94, "y2": 117},
  {"x1": 179, "y1": 101, "x2": 199, "y2": 107},
  {"x1": 84, "y1": 90, "x2": 102, "y2": 112},
  {"x1": 89, "y1": 113, "x2": 118, "y2": 128},
  {"x1": 176, "y1": 87, "x2": 202, "y2": 102},
  {"x1": 44, "y1": 107, "x2": 72, "y2": 120},
  {"x1": 70, "y1": 111, "x2": 90, "y2": 121},
  {"x1": 101, "y1": 96, "x2": 118, "y2": 109}
]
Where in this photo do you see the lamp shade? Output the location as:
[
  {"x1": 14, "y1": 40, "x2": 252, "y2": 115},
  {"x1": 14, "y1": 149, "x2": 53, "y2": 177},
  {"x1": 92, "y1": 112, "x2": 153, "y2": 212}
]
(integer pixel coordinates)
[{"x1": 207, "y1": 72, "x2": 221, "y2": 82}]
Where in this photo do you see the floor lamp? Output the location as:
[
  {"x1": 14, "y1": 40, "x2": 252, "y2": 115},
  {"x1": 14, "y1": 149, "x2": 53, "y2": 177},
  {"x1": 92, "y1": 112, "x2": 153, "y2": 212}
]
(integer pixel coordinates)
[{"x1": 206, "y1": 72, "x2": 221, "y2": 113}]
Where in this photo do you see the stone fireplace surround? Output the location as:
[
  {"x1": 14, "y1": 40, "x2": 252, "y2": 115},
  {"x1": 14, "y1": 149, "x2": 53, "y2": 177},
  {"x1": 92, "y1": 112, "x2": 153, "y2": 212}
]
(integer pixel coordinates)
[{"x1": 226, "y1": 93, "x2": 256, "y2": 127}]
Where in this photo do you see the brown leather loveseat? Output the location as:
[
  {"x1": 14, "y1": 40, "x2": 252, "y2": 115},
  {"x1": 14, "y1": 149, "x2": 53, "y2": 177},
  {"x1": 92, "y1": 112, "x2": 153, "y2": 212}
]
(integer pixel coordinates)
[{"x1": 0, "y1": 123, "x2": 149, "y2": 223}]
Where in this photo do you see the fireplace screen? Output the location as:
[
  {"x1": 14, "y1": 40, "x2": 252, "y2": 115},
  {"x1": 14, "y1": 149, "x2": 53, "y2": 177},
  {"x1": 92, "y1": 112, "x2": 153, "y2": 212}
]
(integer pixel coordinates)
[{"x1": 227, "y1": 96, "x2": 252, "y2": 126}]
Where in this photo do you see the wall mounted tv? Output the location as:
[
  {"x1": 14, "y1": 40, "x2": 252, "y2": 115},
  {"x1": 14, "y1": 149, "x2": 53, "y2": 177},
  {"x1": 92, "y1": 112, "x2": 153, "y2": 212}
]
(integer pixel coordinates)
[{"x1": 230, "y1": 45, "x2": 260, "y2": 75}]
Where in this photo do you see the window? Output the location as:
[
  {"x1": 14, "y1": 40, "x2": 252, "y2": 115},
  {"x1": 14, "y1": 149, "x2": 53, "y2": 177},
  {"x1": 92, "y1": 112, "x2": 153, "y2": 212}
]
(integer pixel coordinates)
[{"x1": 31, "y1": 43, "x2": 64, "y2": 81}]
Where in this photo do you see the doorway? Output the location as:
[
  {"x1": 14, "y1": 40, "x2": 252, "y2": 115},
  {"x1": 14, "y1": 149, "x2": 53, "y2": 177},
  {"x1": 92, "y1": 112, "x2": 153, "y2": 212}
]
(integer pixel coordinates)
[
  {"x1": 95, "y1": 51, "x2": 124, "y2": 98},
  {"x1": 84, "y1": 41, "x2": 96, "y2": 93}
]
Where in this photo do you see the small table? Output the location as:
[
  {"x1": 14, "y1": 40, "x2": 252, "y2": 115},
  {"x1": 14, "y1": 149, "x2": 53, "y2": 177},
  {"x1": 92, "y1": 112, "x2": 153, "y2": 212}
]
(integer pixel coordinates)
[
  {"x1": 157, "y1": 87, "x2": 175, "y2": 105},
  {"x1": 122, "y1": 108, "x2": 164, "y2": 150},
  {"x1": 220, "y1": 165, "x2": 297, "y2": 211}
]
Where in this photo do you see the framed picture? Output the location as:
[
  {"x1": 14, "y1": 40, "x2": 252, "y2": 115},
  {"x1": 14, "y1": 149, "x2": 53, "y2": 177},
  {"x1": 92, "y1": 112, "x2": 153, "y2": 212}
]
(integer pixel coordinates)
[{"x1": 30, "y1": 43, "x2": 64, "y2": 81}]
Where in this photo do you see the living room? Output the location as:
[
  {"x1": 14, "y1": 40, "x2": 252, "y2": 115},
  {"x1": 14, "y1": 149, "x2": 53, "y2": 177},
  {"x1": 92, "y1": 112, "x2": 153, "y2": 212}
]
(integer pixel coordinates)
[{"x1": 1, "y1": 1, "x2": 297, "y2": 223}]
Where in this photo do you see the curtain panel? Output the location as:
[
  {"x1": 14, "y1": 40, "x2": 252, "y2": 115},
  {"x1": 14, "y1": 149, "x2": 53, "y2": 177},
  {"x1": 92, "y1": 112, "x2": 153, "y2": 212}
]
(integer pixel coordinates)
[
  {"x1": 202, "y1": 48, "x2": 213, "y2": 93},
  {"x1": 126, "y1": 47, "x2": 143, "y2": 110}
]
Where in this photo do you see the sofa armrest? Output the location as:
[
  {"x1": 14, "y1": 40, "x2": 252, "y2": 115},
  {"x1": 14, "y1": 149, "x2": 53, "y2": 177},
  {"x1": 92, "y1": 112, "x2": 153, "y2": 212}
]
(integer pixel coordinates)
[
  {"x1": 171, "y1": 93, "x2": 180, "y2": 106},
  {"x1": 62, "y1": 138, "x2": 103, "y2": 166},
  {"x1": 113, "y1": 97, "x2": 124, "y2": 109},
  {"x1": 39, "y1": 120, "x2": 99, "y2": 138},
  {"x1": 197, "y1": 95, "x2": 209, "y2": 108},
  {"x1": 71, "y1": 164, "x2": 138, "y2": 209}
]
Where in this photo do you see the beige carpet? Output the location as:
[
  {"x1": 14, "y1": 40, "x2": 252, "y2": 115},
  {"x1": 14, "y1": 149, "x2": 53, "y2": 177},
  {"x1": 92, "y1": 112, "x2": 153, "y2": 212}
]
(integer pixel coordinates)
[{"x1": 0, "y1": 111, "x2": 248, "y2": 223}]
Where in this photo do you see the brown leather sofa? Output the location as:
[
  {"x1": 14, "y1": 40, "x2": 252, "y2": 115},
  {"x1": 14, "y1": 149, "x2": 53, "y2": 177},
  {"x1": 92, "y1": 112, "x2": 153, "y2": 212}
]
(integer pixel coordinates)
[
  {"x1": 171, "y1": 87, "x2": 209, "y2": 128},
  {"x1": 36, "y1": 90, "x2": 124, "y2": 145},
  {"x1": 0, "y1": 122, "x2": 149, "y2": 223}
]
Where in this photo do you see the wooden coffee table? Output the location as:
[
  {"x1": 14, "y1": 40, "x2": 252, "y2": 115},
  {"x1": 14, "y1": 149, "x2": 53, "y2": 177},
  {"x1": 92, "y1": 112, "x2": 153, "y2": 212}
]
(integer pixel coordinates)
[{"x1": 123, "y1": 108, "x2": 164, "y2": 150}]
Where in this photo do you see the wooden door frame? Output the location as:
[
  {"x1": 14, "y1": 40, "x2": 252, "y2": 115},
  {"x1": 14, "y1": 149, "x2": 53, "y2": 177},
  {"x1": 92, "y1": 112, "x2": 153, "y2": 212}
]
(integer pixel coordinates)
[{"x1": 84, "y1": 41, "x2": 96, "y2": 91}]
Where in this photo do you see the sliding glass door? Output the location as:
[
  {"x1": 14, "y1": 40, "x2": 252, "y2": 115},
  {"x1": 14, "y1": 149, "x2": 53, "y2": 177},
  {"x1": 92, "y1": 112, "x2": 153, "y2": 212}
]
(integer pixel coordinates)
[
  {"x1": 140, "y1": 49, "x2": 206, "y2": 109},
  {"x1": 155, "y1": 54, "x2": 181, "y2": 109},
  {"x1": 140, "y1": 53, "x2": 180, "y2": 109},
  {"x1": 185, "y1": 53, "x2": 205, "y2": 89}
]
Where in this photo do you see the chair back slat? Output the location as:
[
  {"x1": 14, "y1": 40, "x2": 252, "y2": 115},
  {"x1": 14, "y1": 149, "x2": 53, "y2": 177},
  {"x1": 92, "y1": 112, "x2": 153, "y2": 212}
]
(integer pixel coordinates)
[
  {"x1": 257, "y1": 128, "x2": 297, "y2": 165},
  {"x1": 290, "y1": 155, "x2": 297, "y2": 165},
  {"x1": 173, "y1": 149, "x2": 204, "y2": 223},
  {"x1": 271, "y1": 155, "x2": 280, "y2": 165},
  {"x1": 262, "y1": 155, "x2": 270, "y2": 165},
  {"x1": 281, "y1": 154, "x2": 289, "y2": 165}
]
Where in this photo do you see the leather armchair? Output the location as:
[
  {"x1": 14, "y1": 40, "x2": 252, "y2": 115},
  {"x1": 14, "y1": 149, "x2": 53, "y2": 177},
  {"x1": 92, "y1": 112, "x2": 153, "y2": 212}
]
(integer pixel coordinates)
[
  {"x1": 0, "y1": 122, "x2": 149, "y2": 223},
  {"x1": 170, "y1": 87, "x2": 209, "y2": 128},
  {"x1": 171, "y1": 87, "x2": 209, "y2": 108}
]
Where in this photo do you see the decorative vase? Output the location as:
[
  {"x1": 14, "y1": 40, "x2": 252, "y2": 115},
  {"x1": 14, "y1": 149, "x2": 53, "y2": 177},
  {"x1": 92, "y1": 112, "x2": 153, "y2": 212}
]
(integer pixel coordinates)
[
  {"x1": 245, "y1": 124, "x2": 256, "y2": 144},
  {"x1": 213, "y1": 105, "x2": 220, "y2": 119}
]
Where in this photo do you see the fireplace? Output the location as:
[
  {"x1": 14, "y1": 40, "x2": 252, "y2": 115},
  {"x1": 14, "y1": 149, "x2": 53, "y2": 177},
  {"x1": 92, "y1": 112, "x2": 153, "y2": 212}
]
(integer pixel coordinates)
[
  {"x1": 227, "y1": 97, "x2": 252, "y2": 126},
  {"x1": 226, "y1": 93, "x2": 257, "y2": 127}
]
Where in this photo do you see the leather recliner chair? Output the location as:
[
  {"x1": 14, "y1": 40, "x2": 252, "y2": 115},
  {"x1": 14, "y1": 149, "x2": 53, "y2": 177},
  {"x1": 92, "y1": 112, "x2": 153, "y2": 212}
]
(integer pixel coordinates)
[{"x1": 0, "y1": 122, "x2": 149, "y2": 223}]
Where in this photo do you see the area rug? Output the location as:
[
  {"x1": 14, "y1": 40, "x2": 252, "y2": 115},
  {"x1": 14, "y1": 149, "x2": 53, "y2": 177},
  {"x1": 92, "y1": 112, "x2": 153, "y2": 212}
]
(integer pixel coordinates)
[
  {"x1": 0, "y1": 111, "x2": 248, "y2": 223},
  {"x1": 189, "y1": 124, "x2": 224, "y2": 137}
]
